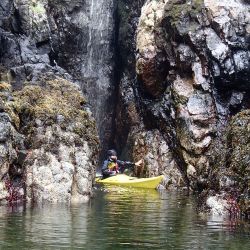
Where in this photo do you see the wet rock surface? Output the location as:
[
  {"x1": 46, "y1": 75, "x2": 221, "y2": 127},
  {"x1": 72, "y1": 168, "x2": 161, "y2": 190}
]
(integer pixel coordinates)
[
  {"x1": 0, "y1": 76, "x2": 25, "y2": 203},
  {"x1": 0, "y1": 0, "x2": 99, "y2": 204},
  {"x1": 133, "y1": 0, "x2": 250, "y2": 214},
  {"x1": 15, "y1": 77, "x2": 99, "y2": 203},
  {"x1": 0, "y1": 0, "x2": 113, "y2": 156},
  {"x1": 0, "y1": 74, "x2": 99, "y2": 204},
  {"x1": 0, "y1": 0, "x2": 249, "y2": 215}
]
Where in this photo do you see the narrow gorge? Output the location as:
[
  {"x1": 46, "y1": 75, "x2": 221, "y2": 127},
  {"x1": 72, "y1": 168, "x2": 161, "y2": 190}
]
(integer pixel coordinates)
[{"x1": 0, "y1": 0, "x2": 249, "y2": 217}]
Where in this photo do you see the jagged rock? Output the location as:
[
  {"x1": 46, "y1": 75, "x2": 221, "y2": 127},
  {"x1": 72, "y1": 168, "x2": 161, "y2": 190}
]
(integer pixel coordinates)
[
  {"x1": 206, "y1": 195, "x2": 230, "y2": 216},
  {"x1": 0, "y1": 66, "x2": 99, "y2": 204},
  {"x1": 129, "y1": 128, "x2": 184, "y2": 188},
  {"x1": 11, "y1": 76, "x2": 99, "y2": 203},
  {"x1": 0, "y1": 112, "x2": 23, "y2": 180},
  {"x1": 0, "y1": 0, "x2": 249, "y2": 215},
  {"x1": 1, "y1": 0, "x2": 115, "y2": 151},
  {"x1": 134, "y1": 0, "x2": 250, "y2": 213},
  {"x1": 0, "y1": 182, "x2": 8, "y2": 201},
  {"x1": 0, "y1": 0, "x2": 100, "y2": 204},
  {"x1": 0, "y1": 80, "x2": 25, "y2": 204},
  {"x1": 136, "y1": 0, "x2": 169, "y2": 97},
  {"x1": 13, "y1": 0, "x2": 51, "y2": 43},
  {"x1": 0, "y1": 113, "x2": 11, "y2": 142},
  {"x1": 222, "y1": 110, "x2": 250, "y2": 215}
]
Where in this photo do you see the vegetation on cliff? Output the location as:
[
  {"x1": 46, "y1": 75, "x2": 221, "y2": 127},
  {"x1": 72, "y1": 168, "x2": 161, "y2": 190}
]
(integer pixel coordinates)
[
  {"x1": 10, "y1": 77, "x2": 98, "y2": 145},
  {"x1": 164, "y1": 0, "x2": 204, "y2": 25},
  {"x1": 0, "y1": 69, "x2": 99, "y2": 203},
  {"x1": 226, "y1": 110, "x2": 250, "y2": 215}
]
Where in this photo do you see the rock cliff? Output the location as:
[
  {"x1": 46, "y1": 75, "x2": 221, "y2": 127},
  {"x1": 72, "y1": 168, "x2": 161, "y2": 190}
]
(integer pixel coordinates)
[
  {"x1": 0, "y1": 0, "x2": 249, "y2": 215},
  {"x1": 133, "y1": 0, "x2": 249, "y2": 215},
  {"x1": 0, "y1": 0, "x2": 99, "y2": 204}
]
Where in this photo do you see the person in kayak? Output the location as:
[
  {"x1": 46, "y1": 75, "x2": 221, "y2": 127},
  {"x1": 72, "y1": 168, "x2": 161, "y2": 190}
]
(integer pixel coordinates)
[{"x1": 101, "y1": 149, "x2": 142, "y2": 178}]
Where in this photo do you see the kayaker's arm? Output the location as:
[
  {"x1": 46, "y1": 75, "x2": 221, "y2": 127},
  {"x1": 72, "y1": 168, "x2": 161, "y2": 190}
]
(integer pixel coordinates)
[
  {"x1": 101, "y1": 157, "x2": 143, "y2": 177},
  {"x1": 117, "y1": 159, "x2": 143, "y2": 168},
  {"x1": 117, "y1": 160, "x2": 134, "y2": 168}
]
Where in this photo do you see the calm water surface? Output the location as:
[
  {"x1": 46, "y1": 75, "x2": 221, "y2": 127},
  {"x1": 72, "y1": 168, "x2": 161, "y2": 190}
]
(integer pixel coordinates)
[{"x1": 0, "y1": 187, "x2": 249, "y2": 249}]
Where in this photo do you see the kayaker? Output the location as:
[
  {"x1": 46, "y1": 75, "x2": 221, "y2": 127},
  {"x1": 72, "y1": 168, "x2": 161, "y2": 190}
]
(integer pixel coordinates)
[{"x1": 101, "y1": 149, "x2": 142, "y2": 178}]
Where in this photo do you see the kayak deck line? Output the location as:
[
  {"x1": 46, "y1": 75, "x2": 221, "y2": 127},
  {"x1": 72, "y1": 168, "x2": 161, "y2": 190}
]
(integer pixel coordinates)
[{"x1": 95, "y1": 174, "x2": 164, "y2": 189}]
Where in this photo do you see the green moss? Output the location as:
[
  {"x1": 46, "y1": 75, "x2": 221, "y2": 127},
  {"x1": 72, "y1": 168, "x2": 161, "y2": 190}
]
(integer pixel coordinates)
[
  {"x1": 10, "y1": 77, "x2": 98, "y2": 144},
  {"x1": 13, "y1": 78, "x2": 84, "y2": 121},
  {"x1": 4, "y1": 104, "x2": 20, "y2": 128},
  {"x1": 226, "y1": 110, "x2": 250, "y2": 191},
  {"x1": 0, "y1": 80, "x2": 20, "y2": 128},
  {"x1": 165, "y1": 0, "x2": 204, "y2": 26}
]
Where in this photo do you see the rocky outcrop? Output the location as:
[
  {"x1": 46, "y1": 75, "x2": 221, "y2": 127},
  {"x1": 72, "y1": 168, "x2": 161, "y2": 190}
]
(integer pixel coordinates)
[
  {"x1": 133, "y1": 0, "x2": 249, "y2": 213},
  {"x1": 0, "y1": 0, "x2": 99, "y2": 204},
  {"x1": 0, "y1": 0, "x2": 113, "y2": 157},
  {"x1": 45, "y1": 0, "x2": 115, "y2": 155},
  {"x1": 0, "y1": 74, "x2": 98, "y2": 204},
  {"x1": 0, "y1": 70, "x2": 26, "y2": 203},
  {"x1": 204, "y1": 110, "x2": 249, "y2": 216},
  {"x1": 130, "y1": 128, "x2": 184, "y2": 188},
  {"x1": 114, "y1": 0, "x2": 184, "y2": 188},
  {"x1": 16, "y1": 77, "x2": 98, "y2": 203},
  {"x1": 0, "y1": 0, "x2": 249, "y2": 213},
  {"x1": 217, "y1": 110, "x2": 250, "y2": 216}
]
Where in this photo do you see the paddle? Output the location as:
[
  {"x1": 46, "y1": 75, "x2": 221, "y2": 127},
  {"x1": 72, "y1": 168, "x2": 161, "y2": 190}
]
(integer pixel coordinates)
[
  {"x1": 134, "y1": 159, "x2": 143, "y2": 167},
  {"x1": 134, "y1": 159, "x2": 144, "y2": 177}
]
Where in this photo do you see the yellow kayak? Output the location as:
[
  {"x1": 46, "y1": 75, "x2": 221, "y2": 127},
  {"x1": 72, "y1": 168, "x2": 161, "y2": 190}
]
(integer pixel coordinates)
[{"x1": 95, "y1": 174, "x2": 164, "y2": 189}]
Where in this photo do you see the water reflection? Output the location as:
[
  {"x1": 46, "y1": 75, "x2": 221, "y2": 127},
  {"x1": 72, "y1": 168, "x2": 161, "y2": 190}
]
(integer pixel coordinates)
[{"x1": 0, "y1": 188, "x2": 249, "y2": 249}]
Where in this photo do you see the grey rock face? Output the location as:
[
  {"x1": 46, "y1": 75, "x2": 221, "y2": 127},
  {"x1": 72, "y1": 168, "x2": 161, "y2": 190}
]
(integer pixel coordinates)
[
  {"x1": 25, "y1": 127, "x2": 95, "y2": 203},
  {"x1": 1, "y1": 0, "x2": 114, "y2": 157},
  {"x1": 46, "y1": 0, "x2": 115, "y2": 156},
  {"x1": 0, "y1": 113, "x2": 11, "y2": 142},
  {"x1": 0, "y1": 0, "x2": 100, "y2": 204},
  {"x1": 130, "y1": 129, "x2": 183, "y2": 188},
  {"x1": 0, "y1": 102, "x2": 24, "y2": 202},
  {"x1": 19, "y1": 77, "x2": 99, "y2": 204},
  {"x1": 133, "y1": 0, "x2": 250, "y2": 200},
  {"x1": 1, "y1": 0, "x2": 249, "y2": 211}
]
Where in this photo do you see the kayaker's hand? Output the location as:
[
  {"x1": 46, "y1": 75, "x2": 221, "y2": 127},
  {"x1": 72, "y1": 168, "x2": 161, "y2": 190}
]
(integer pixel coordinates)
[{"x1": 134, "y1": 159, "x2": 143, "y2": 167}]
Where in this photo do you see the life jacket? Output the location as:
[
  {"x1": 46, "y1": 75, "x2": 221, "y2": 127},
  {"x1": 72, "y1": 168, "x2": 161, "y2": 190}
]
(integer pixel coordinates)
[{"x1": 108, "y1": 161, "x2": 119, "y2": 172}]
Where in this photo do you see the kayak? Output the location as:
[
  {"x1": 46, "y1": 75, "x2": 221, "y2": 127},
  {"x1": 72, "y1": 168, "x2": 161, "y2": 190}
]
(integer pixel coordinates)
[{"x1": 95, "y1": 174, "x2": 164, "y2": 189}]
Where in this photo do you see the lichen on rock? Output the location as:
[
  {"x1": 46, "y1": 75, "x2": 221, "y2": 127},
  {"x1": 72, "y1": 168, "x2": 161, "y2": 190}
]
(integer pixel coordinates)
[{"x1": 12, "y1": 77, "x2": 97, "y2": 142}]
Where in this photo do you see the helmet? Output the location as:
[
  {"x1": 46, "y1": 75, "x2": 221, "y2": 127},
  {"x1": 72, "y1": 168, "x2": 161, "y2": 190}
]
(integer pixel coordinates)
[{"x1": 107, "y1": 149, "x2": 117, "y2": 157}]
